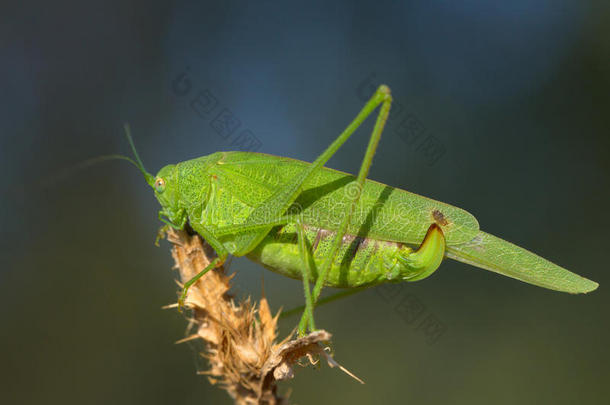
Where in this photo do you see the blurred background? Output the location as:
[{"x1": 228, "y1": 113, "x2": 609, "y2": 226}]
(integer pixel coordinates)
[{"x1": 2, "y1": 1, "x2": 609, "y2": 404}]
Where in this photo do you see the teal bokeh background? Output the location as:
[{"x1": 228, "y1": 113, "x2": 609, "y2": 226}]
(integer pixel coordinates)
[{"x1": 2, "y1": 1, "x2": 609, "y2": 404}]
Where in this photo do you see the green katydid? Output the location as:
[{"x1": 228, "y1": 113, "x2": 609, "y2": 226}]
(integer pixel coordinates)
[{"x1": 121, "y1": 84, "x2": 598, "y2": 336}]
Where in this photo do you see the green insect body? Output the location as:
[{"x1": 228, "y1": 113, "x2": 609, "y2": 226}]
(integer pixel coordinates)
[
  {"x1": 123, "y1": 84, "x2": 597, "y2": 336},
  {"x1": 156, "y1": 151, "x2": 459, "y2": 287},
  {"x1": 154, "y1": 151, "x2": 597, "y2": 294}
]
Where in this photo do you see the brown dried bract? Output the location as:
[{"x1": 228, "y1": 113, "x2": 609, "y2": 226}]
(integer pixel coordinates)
[{"x1": 166, "y1": 229, "x2": 359, "y2": 405}]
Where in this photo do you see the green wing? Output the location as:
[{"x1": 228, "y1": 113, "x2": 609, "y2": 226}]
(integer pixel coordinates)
[
  {"x1": 446, "y1": 231, "x2": 598, "y2": 294},
  {"x1": 214, "y1": 151, "x2": 480, "y2": 245}
]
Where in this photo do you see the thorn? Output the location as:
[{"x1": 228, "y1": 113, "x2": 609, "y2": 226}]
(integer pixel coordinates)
[
  {"x1": 321, "y1": 349, "x2": 365, "y2": 384},
  {"x1": 175, "y1": 334, "x2": 200, "y2": 344}
]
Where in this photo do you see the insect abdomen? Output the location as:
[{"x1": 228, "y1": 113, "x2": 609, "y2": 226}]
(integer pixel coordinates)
[{"x1": 245, "y1": 224, "x2": 416, "y2": 288}]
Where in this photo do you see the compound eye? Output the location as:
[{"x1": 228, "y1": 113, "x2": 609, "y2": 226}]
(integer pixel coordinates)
[{"x1": 154, "y1": 178, "x2": 166, "y2": 193}]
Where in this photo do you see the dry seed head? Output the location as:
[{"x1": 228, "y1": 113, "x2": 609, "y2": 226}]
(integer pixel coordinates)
[{"x1": 165, "y1": 229, "x2": 362, "y2": 404}]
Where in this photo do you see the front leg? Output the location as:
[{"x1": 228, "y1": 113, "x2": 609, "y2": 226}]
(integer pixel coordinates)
[
  {"x1": 179, "y1": 217, "x2": 295, "y2": 309},
  {"x1": 156, "y1": 211, "x2": 188, "y2": 246},
  {"x1": 178, "y1": 256, "x2": 226, "y2": 308},
  {"x1": 177, "y1": 223, "x2": 228, "y2": 309}
]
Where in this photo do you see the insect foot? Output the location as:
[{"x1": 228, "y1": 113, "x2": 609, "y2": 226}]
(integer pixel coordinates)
[
  {"x1": 166, "y1": 228, "x2": 363, "y2": 403},
  {"x1": 177, "y1": 287, "x2": 188, "y2": 312}
]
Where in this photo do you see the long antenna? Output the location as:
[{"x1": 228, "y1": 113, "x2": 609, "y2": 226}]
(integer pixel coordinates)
[
  {"x1": 123, "y1": 123, "x2": 154, "y2": 186},
  {"x1": 24, "y1": 124, "x2": 155, "y2": 193}
]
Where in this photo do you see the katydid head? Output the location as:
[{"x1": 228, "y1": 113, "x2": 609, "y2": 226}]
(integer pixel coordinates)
[
  {"x1": 153, "y1": 164, "x2": 186, "y2": 228},
  {"x1": 120, "y1": 124, "x2": 185, "y2": 228}
]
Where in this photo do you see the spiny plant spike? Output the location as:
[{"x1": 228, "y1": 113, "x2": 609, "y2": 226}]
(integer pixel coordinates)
[{"x1": 164, "y1": 228, "x2": 362, "y2": 405}]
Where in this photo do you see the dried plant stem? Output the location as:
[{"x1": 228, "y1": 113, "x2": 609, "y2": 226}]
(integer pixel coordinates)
[{"x1": 166, "y1": 229, "x2": 358, "y2": 405}]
